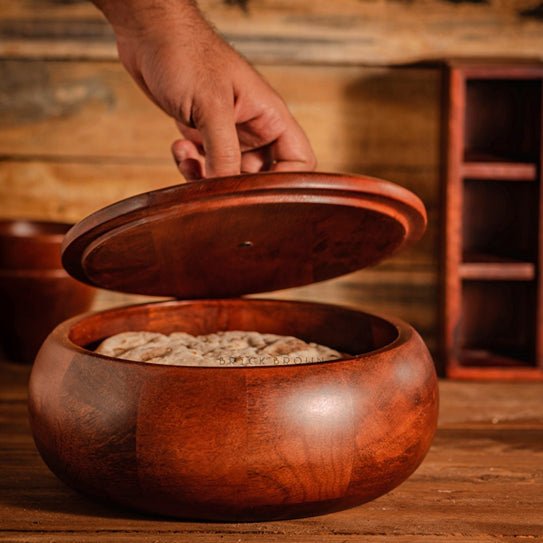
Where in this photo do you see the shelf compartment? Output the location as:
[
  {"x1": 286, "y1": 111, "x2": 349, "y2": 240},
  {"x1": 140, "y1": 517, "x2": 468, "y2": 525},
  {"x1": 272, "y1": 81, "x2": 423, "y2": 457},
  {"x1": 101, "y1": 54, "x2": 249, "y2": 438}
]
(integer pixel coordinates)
[
  {"x1": 460, "y1": 254, "x2": 535, "y2": 281},
  {"x1": 458, "y1": 281, "x2": 537, "y2": 369},
  {"x1": 459, "y1": 348, "x2": 532, "y2": 368},
  {"x1": 462, "y1": 179, "x2": 539, "y2": 262},
  {"x1": 465, "y1": 79, "x2": 541, "y2": 163}
]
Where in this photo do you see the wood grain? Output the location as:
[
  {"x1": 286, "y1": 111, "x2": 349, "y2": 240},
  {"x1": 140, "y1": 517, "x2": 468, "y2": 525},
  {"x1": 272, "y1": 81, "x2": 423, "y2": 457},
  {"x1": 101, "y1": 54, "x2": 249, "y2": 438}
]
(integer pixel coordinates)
[
  {"x1": 0, "y1": 61, "x2": 441, "y2": 179},
  {"x1": 1, "y1": 360, "x2": 542, "y2": 540},
  {"x1": 1, "y1": 0, "x2": 542, "y2": 65},
  {"x1": 0, "y1": 161, "x2": 179, "y2": 223}
]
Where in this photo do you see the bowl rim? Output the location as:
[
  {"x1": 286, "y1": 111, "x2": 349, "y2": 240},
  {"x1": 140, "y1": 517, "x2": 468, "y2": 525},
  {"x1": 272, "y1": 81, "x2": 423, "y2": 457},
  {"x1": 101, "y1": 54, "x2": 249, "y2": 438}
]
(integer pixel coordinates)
[
  {"x1": 0, "y1": 268, "x2": 70, "y2": 278},
  {"x1": 0, "y1": 219, "x2": 73, "y2": 241},
  {"x1": 46, "y1": 298, "x2": 418, "y2": 371}
]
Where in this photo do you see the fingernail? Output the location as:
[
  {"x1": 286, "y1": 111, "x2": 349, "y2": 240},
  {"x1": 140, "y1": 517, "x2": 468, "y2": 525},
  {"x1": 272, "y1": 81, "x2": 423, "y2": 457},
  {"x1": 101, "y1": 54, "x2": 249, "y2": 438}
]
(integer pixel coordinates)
[{"x1": 172, "y1": 150, "x2": 184, "y2": 167}]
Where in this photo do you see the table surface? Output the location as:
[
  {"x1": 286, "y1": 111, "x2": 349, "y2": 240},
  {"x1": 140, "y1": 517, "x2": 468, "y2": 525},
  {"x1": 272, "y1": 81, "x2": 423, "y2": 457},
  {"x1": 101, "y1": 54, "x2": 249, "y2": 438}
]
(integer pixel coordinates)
[{"x1": 1, "y1": 359, "x2": 542, "y2": 543}]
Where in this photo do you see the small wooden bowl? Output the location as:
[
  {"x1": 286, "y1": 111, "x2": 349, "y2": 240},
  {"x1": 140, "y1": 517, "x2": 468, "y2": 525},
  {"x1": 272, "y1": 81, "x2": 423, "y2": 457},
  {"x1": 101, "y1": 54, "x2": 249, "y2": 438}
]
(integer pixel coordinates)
[
  {"x1": 29, "y1": 298, "x2": 438, "y2": 521},
  {"x1": 0, "y1": 219, "x2": 71, "y2": 270},
  {"x1": 0, "y1": 219, "x2": 96, "y2": 363}
]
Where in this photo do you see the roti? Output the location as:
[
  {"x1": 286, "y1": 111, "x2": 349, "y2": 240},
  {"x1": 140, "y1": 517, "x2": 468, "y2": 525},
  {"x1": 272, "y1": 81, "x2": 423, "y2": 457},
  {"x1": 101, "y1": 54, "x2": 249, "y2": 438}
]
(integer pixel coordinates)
[{"x1": 95, "y1": 330, "x2": 342, "y2": 367}]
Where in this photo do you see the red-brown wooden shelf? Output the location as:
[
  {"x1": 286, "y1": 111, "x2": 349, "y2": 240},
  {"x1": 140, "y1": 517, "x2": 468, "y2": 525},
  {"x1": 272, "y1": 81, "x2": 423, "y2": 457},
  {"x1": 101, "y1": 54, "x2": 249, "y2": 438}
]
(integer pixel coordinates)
[{"x1": 441, "y1": 60, "x2": 543, "y2": 381}]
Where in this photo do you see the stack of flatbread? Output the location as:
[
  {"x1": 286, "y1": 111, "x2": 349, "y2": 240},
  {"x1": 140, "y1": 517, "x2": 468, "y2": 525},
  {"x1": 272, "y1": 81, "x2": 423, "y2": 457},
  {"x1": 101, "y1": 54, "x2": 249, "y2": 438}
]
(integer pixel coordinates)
[{"x1": 96, "y1": 330, "x2": 342, "y2": 367}]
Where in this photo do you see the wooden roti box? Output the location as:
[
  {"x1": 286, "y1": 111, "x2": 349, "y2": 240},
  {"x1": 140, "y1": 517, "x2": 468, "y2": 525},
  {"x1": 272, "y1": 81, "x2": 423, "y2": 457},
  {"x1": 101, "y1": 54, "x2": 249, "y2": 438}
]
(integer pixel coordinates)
[{"x1": 28, "y1": 172, "x2": 438, "y2": 521}]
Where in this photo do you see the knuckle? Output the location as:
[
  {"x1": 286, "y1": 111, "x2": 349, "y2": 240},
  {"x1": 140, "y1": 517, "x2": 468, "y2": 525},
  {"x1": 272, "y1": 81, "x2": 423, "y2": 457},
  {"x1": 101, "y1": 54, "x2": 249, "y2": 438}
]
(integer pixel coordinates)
[
  {"x1": 178, "y1": 102, "x2": 195, "y2": 127},
  {"x1": 192, "y1": 88, "x2": 233, "y2": 121},
  {"x1": 260, "y1": 109, "x2": 286, "y2": 138},
  {"x1": 210, "y1": 150, "x2": 240, "y2": 166}
]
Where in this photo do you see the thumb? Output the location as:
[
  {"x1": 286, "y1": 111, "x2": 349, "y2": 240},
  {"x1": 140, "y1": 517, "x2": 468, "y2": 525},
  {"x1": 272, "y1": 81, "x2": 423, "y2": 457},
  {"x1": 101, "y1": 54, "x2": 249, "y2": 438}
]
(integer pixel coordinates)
[{"x1": 171, "y1": 139, "x2": 205, "y2": 181}]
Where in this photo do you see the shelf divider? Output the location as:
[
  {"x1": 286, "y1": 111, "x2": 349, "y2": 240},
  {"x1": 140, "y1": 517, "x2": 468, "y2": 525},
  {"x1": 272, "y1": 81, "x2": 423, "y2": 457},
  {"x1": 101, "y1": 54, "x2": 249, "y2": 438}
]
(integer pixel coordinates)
[
  {"x1": 461, "y1": 160, "x2": 537, "y2": 181},
  {"x1": 460, "y1": 257, "x2": 536, "y2": 281},
  {"x1": 448, "y1": 365, "x2": 543, "y2": 381}
]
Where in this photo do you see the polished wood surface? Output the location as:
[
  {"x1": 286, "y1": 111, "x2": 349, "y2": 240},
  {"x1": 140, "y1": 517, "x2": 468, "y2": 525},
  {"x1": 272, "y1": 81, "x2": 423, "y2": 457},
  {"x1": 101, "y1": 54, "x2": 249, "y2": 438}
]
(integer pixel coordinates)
[
  {"x1": 441, "y1": 61, "x2": 543, "y2": 380},
  {"x1": 28, "y1": 299, "x2": 437, "y2": 521},
  {"x1": 61, "y1": 173, "x2": 426, "y2": 299},
  {"x1": 0, "y1": 219, "x2": 96, "y2": 363},
  {"x1": 3, "y1": 359, "x2": 543, "y2": 541}
]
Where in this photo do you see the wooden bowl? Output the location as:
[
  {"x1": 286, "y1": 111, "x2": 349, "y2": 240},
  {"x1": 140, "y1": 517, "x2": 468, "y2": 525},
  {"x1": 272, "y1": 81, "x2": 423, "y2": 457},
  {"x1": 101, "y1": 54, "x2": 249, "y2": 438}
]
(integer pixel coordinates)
[
  {"x1": 0, "y1": 220, "x2": 96, "y2": 362},
  {"x1": 0, "y1": 219, "x2": 71, "y2": 270},
  {"x1": 0, "y1": 269, "x2": 96, "y2": 363},
  {"x1": 29, "y1": 298, "x2": 438, "y2": 521}
]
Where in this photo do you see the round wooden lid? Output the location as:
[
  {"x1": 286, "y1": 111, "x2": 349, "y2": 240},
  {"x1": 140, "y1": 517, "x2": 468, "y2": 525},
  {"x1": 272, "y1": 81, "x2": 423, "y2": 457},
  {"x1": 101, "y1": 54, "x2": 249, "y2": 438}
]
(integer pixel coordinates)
[{"x1": 62, "y1": 172, "x2": 426, "y2": 298}]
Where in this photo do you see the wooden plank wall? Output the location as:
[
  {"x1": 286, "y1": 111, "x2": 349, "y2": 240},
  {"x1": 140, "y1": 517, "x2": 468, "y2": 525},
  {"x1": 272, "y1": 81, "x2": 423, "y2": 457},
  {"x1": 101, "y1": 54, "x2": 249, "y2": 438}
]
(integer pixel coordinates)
[
  {"x1": 1, "y1": 0, "x2": 543, "y2": 64},
  {"x1": 2, "y1": 0, "x2": 541, "y2": 367}
]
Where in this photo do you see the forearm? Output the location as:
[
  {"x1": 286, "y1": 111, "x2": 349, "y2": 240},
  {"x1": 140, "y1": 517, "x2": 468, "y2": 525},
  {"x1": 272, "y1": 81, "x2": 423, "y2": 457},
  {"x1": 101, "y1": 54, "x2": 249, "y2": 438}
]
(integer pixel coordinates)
[
  {"x1": 90, "y1": 0, "x2": 316, "y2": 177},
  {"x1": 91, "y1": 0, "x2": 204, "y2": 36}
]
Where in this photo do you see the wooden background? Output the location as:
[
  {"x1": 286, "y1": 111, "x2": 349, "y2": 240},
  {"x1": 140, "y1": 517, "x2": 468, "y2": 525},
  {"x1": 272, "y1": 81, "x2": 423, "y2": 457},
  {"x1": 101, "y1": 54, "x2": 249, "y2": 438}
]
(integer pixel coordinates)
[{"x1": 1, "y1": 0, "x2": 542, "y2": 367}]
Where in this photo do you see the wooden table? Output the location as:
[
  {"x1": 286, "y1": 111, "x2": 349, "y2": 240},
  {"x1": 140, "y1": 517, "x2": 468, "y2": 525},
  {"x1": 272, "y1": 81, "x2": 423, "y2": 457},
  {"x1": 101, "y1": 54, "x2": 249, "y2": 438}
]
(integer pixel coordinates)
[{"x1": 1, "y1": 359, "x2": 542, "y2": 542}]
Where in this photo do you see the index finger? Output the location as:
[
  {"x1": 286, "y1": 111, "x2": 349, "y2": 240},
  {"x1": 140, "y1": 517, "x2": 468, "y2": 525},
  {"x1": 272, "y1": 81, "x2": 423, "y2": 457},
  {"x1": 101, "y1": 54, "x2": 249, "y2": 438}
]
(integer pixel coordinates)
[{"x1": 193, "y1": 98, "x2": 241, "y2": 178}]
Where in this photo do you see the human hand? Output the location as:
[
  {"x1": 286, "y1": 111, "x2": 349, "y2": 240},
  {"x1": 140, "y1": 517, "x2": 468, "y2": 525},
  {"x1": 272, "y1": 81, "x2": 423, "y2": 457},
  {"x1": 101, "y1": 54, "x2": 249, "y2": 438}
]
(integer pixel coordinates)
[{"x1": 93, "y1": 0, "x2": 316, "y2": 180}]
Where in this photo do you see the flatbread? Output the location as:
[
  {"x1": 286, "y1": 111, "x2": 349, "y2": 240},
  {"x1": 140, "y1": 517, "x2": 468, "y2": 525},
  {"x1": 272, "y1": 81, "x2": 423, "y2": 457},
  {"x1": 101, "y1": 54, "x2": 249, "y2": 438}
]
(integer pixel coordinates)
[{"x1": 95, "y1": 330, "x2": 342, "y2": 367}]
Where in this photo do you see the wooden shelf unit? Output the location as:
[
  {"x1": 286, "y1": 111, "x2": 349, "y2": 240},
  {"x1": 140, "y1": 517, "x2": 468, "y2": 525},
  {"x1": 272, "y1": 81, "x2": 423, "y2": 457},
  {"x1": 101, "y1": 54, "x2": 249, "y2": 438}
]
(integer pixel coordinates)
[{"x1": 442, "y1": 60, "x2": 543, "y2": 380}]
